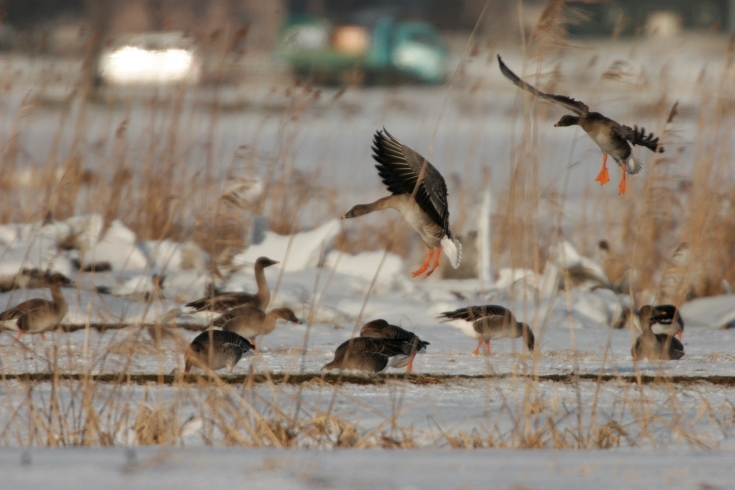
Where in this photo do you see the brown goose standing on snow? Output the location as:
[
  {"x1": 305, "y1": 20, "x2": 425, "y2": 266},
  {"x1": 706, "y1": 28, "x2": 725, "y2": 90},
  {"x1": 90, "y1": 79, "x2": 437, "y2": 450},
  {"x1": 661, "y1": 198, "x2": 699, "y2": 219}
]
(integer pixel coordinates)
[
  {"x1": 185, "y1": 257, "x2": 278, "y2": 313},
  {"x1": 321, "y1": 337, "x2": 416, "y2": 373},
  {"x1": 341, "y1": 129, "x2": 461, "y2": 277},
  {"x1": 184, "y1": 330, "x2": 254, "y2": 373},
  {"x1": 632, "y1": 305, "x2": 684, "y2": 361},
  {"x1": 439, "y1": 305, "x2": 535, "y2": 355},
  {"x1": 358, "y1": 319, "x2": 429, "y2": 372},
  {"x1": 0, "y1": 272, "x2": 73, "y2": 340},
  {"x1": 497, "y1": 56, "x2": 664, "y2": 194},
  {"x1": 216, "y1": 305, "x2": 301, "y2": 349}
]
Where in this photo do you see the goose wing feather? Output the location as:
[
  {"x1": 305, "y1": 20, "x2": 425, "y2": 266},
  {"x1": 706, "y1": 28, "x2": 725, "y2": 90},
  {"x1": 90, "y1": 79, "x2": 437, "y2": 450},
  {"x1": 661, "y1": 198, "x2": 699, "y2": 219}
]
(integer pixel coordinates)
[
  {"x1": 439, "y1": 305, "x2": 511, "y2": 322},
  {"x1": 611, "y1": 124, "x2": 664, "y2": 153},
  {"x1": 0, "y1": 299, "x2": 51, "y2": 320},
  {"x1": 372, "y1": 129, "x2": 450, "y2": 233},
  {"x1": 497, "y1": 55, "x2": 588, "y2": 115},
  {"x1": 213, "y1": 304, "x2": 265, "y2": 328}
]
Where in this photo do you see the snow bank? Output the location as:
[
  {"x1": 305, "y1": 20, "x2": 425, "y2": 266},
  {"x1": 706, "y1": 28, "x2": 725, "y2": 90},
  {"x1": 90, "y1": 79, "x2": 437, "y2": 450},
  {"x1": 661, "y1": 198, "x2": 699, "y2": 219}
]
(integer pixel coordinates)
[
  {"x1": 234, "y1": 219, "x2": 341, "y2": 272},
  {"x1": 83, "y1": 220, "x2": 148, "y2": 272},
  {"x1": 324, "y1": 250, "x2": 405, "y2": 293},
  {"x1": 681, "y1": 294, "x2": 735, "y2": 329}
]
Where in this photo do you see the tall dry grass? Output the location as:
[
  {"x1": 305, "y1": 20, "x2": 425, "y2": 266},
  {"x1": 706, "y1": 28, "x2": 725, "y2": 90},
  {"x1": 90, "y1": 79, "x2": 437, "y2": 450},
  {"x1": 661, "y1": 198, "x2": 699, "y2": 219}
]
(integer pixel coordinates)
[{"x1": 0, "y1": 0, "x2": 733, "y2": 450}]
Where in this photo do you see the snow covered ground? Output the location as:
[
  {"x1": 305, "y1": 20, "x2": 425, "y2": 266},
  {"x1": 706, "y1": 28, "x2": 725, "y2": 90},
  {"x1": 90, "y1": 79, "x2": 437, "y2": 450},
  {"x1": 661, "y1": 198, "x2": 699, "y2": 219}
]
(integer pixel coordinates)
[
  {"x1": 0, "y1": 32, "x2": 733, "y2": 480},
  {"x1": 3, "y1": 446, "x2": 735, "y2": 490},
  {"x1": 0, "y1": 212, "x2": 734, "y2": 454}
]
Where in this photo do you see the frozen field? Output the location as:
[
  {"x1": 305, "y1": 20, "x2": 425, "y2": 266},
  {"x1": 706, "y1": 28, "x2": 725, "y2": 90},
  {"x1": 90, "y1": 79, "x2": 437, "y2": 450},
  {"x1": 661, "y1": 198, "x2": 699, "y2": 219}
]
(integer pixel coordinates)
[
  {"x1": 3, "y1": 446, "x2": 735, "y2": 490},
  {"x1": 0, "y1": 27, "x2": 733, "y2": 484},
  {"x1": 1, "y1": 221, "x2": 734, "y2": 453}
]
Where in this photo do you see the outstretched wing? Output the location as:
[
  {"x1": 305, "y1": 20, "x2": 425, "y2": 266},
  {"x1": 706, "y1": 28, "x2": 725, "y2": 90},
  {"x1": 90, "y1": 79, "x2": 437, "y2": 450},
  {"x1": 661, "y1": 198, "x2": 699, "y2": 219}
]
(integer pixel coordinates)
[
  {"x1": 372, "y1": 129, "x2": 450, "y2": 233},
  {"x1": 612, "y1": 124, "x2": 664, "y2": 153},
  {"x1": 497, "y1": 55, "x2": 588, "y2": 116}
]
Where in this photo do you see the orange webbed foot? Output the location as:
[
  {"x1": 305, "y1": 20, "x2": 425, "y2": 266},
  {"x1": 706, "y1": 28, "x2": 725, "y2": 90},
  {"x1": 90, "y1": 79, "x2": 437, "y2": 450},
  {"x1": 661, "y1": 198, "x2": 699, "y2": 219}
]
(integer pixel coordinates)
[
  {"x1": 595, "y1": 154, "x2": 610, "y2": 185},
  {"x1": 472, "y1": 339, "x2": 483, "y2": 356},
  {"x1": 412, "y1": 249, "x2": 435, "y2": 277},
  {"x1": 424, "y1": 249, "x2": 441, "y2": 277}
]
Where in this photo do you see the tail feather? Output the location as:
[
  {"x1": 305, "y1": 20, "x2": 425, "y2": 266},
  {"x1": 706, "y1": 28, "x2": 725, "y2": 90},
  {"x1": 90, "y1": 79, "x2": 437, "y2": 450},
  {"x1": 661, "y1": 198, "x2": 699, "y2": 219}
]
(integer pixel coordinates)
[
  {"x1": 440, "y1": 235, "x2": 462, "y2": 269},
  {"x1": 626, "y1": 157, "x2": 643, "y2": 175}
]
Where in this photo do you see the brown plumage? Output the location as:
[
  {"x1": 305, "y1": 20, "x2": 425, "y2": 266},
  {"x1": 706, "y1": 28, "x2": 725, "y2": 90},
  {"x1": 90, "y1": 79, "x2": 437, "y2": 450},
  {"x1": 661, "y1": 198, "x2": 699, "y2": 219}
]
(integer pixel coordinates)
[
  {"x1": 341, "y1": 129, "x2": 461, "y2": 278},
  {"x1": 632, "y1": 305, "x2": 685, "y2": 361},
  {"x1": 0, "y1": 272, "x2": 73, "y2": 340},
  {"x1": 217, "y1": 306, "x2": 301, "y2": 348},
  {"x1": 321, "y1": 337, "x2": 416, "y2": 373},
  {"x1": 185, "y1": 257, "x2": 278, "y2": 313},
  {"x1": 184, "y1": 330, "x2": 253, "y2": 373},
  {"x1": 498, "y1": 55, "x2": 664, "y2": 194},
  {"x1": 439, "y1": 305, "x2": 535, "y2": 355},
  {"x1": 358, "y1": 319, "x2": 429, "y2": 372}
]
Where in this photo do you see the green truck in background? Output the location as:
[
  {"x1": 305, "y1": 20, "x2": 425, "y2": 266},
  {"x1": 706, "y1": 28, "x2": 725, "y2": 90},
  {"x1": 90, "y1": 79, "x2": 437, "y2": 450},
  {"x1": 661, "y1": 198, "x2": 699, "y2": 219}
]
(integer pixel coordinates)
[{"x1": 279, "y1": 15, "x2": 447, "y2": 85}]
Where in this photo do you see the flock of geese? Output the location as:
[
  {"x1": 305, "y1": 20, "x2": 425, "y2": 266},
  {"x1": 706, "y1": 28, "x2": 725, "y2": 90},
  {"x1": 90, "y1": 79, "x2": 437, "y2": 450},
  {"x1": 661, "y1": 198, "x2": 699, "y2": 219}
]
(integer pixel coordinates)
[{"x1": 0, "y1": 56, "x2": 682, "y2": 374}]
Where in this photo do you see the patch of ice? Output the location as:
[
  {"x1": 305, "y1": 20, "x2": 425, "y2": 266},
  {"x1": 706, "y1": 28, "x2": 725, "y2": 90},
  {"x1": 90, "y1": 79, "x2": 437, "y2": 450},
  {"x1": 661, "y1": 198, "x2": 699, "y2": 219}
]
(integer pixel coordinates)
[
  {"x1": 0, "y1": 240, "x2": 74, "y2": 278},
  {"x1": 140, "y1": 239, "x2": 184, "y2": 272},
  {"x1": 83, "y1": 220, "x2": 148, "y2": 272},
  {"x1": 64, "y1": 214, "x2": 104, "y2": 252},
  {"x1": 681, "y1": 294, "x2": 735, "y2": 329},
  {"x1": 324, "y1": 250, "x2": 404, "y2": 293},
  {"x1": 234, "y1": 219, "x2": 341, "y2": 272},
  {"x1": 114, "y1": 274, "x2": 157, "y2": 297},
  {"x1": 494, "y1": 268, "x2": 537, "y2": 290},
  {"x1": 548, "y1": 240, "x2": 611, "y2": 291}
]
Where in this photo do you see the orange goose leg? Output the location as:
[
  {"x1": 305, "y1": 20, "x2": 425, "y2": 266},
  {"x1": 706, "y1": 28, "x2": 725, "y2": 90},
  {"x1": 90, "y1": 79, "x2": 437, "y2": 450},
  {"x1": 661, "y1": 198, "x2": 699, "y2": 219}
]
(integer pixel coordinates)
[
  {"x1": 16, "y1": 331, "x2": 24, "y2": 340},
  {"x1": 425, "y1": 248, "x2": 442, "y2": 277},
  {"x1": 412, "y1": 249, "x2": 435, "y2": 277},
  {"x1": 406, "y1": 354, "x2": 415, "y2": 373},
  {"x1": 618, "y1": 168, "x2": 627, "y2": 194},
  {"x1": 484, "y1": 340, "x2": 492, "y2": 356},
  {"x1": 40, "y1": 333, "x2": 46, "y2": 341},
  {"x1": 677, "y1": 331, "x2": 683, "y2": 341},
  {"x1": 595, "y1": 154, "x2": 610, "y2": 185},
  {"x1": 472, "y1": 339, "x2": 483, "y2": 356}
]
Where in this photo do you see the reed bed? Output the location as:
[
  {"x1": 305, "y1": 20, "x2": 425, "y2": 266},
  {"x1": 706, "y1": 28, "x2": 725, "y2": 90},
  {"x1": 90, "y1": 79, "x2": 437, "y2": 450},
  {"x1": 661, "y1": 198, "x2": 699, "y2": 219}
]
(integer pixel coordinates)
[{"x1": 0, "y1": 1, "x2": 733, "y2": 450}]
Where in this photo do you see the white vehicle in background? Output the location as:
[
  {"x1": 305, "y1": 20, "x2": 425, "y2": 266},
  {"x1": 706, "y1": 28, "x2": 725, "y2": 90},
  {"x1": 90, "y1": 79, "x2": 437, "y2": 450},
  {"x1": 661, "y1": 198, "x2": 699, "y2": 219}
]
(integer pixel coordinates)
[{"x1": 98, "y1": 32, "x2": 201, "y2": 86}]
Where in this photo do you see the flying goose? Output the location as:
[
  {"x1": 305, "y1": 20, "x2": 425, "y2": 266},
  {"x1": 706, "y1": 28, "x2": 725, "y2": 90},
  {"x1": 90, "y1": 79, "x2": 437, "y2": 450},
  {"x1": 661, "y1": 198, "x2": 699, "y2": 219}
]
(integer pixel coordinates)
[
  {"x1": 217, "y1": 305, "x2": 301, "y2": 349},
  {"x1": 358, "y1": 319, "x2": 429, "y2": 372},
  {"x1": 439, "y1": 305, "x2": 535, "y2": 355},
  {"x1": 497, "y1": 55, "x2": 664, "y2": 194},
  {"x1": 321, "y1": 337, "x2": 416, "y2": 373},
  {"x1": 184, "y1": 330, "x2": 254, "y2": 373},
  {"x1": 632, "y1": 306, "x2": 684, "y2": 361},
  {"x1": 341, "y1": 129, "x2": 461, "y2": 277},
  {"x1": 0, "y1": 272, "x2": 73, "y2": 340},
  {"x1": 185, "y1": 257, "x2": 278, "y2": 313}
]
